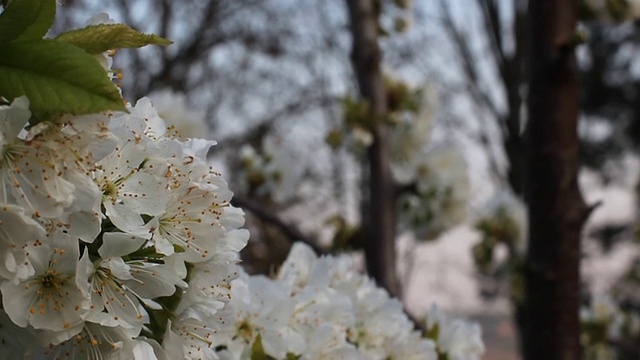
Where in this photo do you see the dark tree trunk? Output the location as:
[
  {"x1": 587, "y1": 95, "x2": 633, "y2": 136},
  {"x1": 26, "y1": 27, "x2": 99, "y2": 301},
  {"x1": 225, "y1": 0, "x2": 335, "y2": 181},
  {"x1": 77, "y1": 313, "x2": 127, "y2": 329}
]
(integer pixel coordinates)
[
  {"x1": 523, "y1": 1, "x2": 589, "y2": 359},
  {"x1": 345, "y1": 0, "x2": 401, "y2": 298}
]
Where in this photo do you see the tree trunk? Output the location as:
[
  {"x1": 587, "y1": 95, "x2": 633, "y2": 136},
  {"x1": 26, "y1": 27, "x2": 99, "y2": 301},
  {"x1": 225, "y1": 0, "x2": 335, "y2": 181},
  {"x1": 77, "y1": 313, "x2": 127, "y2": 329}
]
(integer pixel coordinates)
[
  {"x1": 345, "y1": 0, "x2": 401, "y2": 298},
  {"x1": 523, "y1": 1, "x2": 588, "y2": 359}
]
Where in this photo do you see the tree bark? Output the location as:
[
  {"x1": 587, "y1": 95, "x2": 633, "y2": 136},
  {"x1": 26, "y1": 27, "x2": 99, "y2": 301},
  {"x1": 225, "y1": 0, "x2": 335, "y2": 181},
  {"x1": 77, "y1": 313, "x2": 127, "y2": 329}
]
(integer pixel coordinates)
[
  {"x1": 523, "y1": 1, "x2": 588, "y2": 359},
  {"x1": 345, "y1": 0, "x2": 401, "y2": 298}
]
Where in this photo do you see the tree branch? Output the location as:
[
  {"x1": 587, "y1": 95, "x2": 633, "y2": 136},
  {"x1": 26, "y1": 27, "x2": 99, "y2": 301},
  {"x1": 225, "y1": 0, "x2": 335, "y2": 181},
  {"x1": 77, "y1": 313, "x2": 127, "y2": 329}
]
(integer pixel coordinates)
[
  {"x1": 231, "y1": 196, "x2": 325, "y2": 255},
  {"x1": 438, "y1": 0, "x2": 502, "y2": 122}
]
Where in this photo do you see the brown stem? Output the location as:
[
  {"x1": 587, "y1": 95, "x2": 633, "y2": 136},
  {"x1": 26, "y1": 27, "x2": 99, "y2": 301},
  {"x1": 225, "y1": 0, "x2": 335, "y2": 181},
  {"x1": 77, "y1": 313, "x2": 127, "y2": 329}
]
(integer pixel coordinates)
[{"x1": 231, "y1": 196, "x2": 325, "y2": 255}]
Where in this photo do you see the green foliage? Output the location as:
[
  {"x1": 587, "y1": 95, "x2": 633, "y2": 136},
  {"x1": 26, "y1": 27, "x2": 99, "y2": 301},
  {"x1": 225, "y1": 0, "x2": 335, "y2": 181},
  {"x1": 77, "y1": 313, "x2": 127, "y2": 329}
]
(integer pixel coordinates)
[
  {"x1": 508, "y1": 260, "x2": 525, "y2": 304},
  {"x1": 472, "y1": 205, "x2": 527, "y2": 304},
  {"x1": 250, "y1": 334, "x2": 276, "y2": 360},
  {"x1": 471, "y1": 232, "x2": 496, "y2": 275},
  {"x1": 0, "y1": 39, "x2": 126, "y2": 120},
  {"x1": 605, "y1": 0, "x2": 631, "y2": 21},
  {"x1": 377, "y1": 0, "x2": 413, "y2": 36},
  {"x1": 393, "y1": 17, "x2": 410, "y2": 33},
  {"x1": 56, "y1": 23, "x2": 172, "y2": 55},
  {"x1": 472, "y1": 206, "x2": 522, "y2": 275},
  {"x1": 0, "y1": 0, "x2": 173, "y2": 122},
  {"x1": 326, "y1": 215, "x2": 363, "y2": 251},
  {"x1": 336, "y1": 77, "x2": 421, "y2": 147},
  {"x1": 0, "y1": 0, "x2": 55, "y2": 43},
  {"x1": 582, "y1": 320, "x2": 610, "y2": 347},
  {"x1": 142, "y1": 306, "x2": 171, "y2": 343},
  {"x1": 424, "y1": 322, "x2": 439, "y2": 341},
  {"x1": 392, "y1": 0, "x2": 411, "y2": 9},
  {"x1": 249, "y1": 334, "x2": 301, "y2": 359},
  {"x1": 325, "y1": 129, "x2": 344, "y2": 150},
  {"x1": 341, "y1": 95, "x2": 371, "y2": 130},
  {"x1": 635, "y1": 177, "x2": 640, "y2": 242},
  {"x1": 384, "y1": 76, "x2": 419, "y2": 115},
  {"x1": 423, "y1": 321, "x2": 453, "y2": 360},
  {"x1": 579, "y1": 0, "x2": 632, "y2": 21},
  {"x1": 246, "y1": 170, "x2": 267, "y2": 189},
  {"x1": 568, "y1": 30, "x2": 588, "y2": 48}
]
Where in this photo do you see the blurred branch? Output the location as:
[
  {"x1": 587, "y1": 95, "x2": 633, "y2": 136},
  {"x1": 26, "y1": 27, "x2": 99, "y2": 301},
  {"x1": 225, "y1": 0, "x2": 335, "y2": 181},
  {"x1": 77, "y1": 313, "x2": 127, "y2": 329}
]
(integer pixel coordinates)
[
  {"x1": 231, "y1": 196, "x2": 326, "y2": 255},
  {"x1": 439, "y1": 0, "x2": 526, "y2": 195},
  {"x1": 476, "y1": 0, "x2": 505, "y2": 69},
  {"x1": 438, "y1": 0, "x2": 501, "y2": 121},
  {"x1": 159, "y1": 0, "x2": 171, "y2": 66},
  {"x1": 222, "y1": 91, "x2": 333, "y2": 147}
]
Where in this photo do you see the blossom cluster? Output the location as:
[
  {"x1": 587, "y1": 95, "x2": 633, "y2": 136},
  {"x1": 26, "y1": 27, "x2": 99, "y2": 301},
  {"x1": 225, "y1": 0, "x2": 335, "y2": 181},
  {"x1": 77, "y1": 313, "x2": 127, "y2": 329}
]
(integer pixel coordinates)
[
  {"x1": 148, "y1": 89, "x2": 208, "y2": 139},
  {"x1": 211, "y1": 242, "x2": 485, "y2": 360},
  {"x1": 0, "y1": 93, "x2": 482, "y2": 359},
  {"x1": 581, "y1": 294, "x2": 640, "y2": 359},
  {"x1": 390, "y1": 90, "x2": 469, "y2": 241},
  {"x1": 472, "y1": 190, "x2": 527, "y2": 275},
  {"x1": 0, "y1": 96, "x2": 248, "y2": 358},
  {"x1": 0, "y1": 8, "x2": 483, "y2": 358},
  {"x1": 239, "y1": 135, "x2": 304, "y2": 203},
  {"x1": 394, "y1": 145, "x2": 469, "y2": 241},
  {"x1": 583, "y1": 0, "x2": 640, "y2": 21},
  {"x1": 424, "y1": 305, "x2": 486, "y2": 360}
]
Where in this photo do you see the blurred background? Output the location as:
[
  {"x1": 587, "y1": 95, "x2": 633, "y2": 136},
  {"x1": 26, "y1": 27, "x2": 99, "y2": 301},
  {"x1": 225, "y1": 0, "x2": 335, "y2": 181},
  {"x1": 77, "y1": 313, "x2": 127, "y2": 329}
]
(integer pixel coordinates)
[{"x1": 54, "y1": 0, "x2": 640, "y2": 358}]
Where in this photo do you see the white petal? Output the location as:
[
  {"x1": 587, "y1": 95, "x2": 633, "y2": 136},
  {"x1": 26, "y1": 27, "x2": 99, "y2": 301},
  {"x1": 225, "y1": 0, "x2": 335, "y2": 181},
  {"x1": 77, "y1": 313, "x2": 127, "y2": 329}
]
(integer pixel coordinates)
[
  {"x1": 100, "y1": 232, "x2": 148, "y2": 258},
  {"x1": 1, "y1": 280, "x2": 35, "y2": 327},
  {"x1": 103, "y1": 257, "x2": 133, "y2": 280}
]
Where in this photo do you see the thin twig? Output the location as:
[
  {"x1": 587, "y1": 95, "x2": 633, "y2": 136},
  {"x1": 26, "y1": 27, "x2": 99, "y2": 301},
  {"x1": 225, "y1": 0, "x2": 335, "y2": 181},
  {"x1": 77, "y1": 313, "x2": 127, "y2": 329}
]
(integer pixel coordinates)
[{"x1": 231, "y1": 196, "x2": 326, "y2": 255}]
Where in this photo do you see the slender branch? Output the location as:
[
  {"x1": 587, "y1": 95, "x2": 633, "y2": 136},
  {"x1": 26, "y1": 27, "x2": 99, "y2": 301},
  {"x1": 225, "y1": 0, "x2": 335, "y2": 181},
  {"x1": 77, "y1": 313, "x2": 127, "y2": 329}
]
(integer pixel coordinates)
[
  {"x1": 438, "y1": 0, "x2": 502, "y2": 122},
  {"x1": 475, "y1": 0, "x2": 506, "y2": 69},
  {"x1": 159, "y1": 0, "x2": 171, "y2": 67},
  {"x1": 231, "y1": 196, "x2": 325, "y2": 255},
  {"x1": 221, "y1": 91, "x2": 330, "y2": 148},
  {"x1": 440, "y1": 0, "x2": 527, "y2": 195}
]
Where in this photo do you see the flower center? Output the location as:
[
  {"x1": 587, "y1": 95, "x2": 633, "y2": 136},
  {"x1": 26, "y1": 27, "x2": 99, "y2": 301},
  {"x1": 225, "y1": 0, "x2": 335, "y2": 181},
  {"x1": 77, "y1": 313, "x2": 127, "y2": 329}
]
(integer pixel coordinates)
[
  {"x1": 102, "y1": 179, "x2": 119, "y2": 197},
  {"x1": 36, "y1": 270, "x2": 69, "y2": 295}
]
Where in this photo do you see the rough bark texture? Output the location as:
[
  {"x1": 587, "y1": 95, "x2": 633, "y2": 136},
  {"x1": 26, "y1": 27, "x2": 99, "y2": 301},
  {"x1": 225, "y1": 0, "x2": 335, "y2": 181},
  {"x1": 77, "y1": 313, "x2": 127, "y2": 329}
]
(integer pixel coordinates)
[
  {"x1": 345, "y1": 0, "x2": 401, "y2": 298},
  {"x1": 524, "y1": 1, "x2": 588, "y2": 359}
]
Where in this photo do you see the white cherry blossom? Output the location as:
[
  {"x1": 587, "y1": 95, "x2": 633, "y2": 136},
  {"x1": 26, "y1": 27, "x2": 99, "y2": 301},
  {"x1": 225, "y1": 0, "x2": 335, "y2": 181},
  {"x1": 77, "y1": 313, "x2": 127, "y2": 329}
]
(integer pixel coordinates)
[
  {"x1": 1, "y1": 232, "x2": 91, "y2": 342},
  {"x1": 148, "y1": 89, "x2": 208, "y2": 139},
  {"x1": 26, "y1": 322, "x2": 163, "y2": 360},
  {"x1": 214, "y1": 243, "x2": 442, "y2": 360},
  {"x1": 0, "y1": 204, "x2": 47, "y2": 283},
  {"x1": 425, "y1": 305, "x2": 485, "y2": 360},
  {"x1": 0, "y1": 97, "x2": 76, "y2": 218}
]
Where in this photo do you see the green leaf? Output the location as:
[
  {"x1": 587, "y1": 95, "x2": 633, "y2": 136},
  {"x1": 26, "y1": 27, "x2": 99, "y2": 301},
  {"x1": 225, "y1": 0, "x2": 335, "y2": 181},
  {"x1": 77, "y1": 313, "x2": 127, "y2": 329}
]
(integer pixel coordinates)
[
  {"x1": 425, "y1": 322, "x2": 440, "y2": 341},
  {"x1": 55, "y1": 23, "x2": 172, "y2": 54},
  {"x1": 250, "y1": 334, "x2": 277, "y2": 360},
  {"x1": 0, "y1": 0, "x2": 56, "y2": 43},
  {"x1": 0, "y1": 39, "x2": 126, "y2": 120}
]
